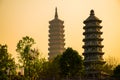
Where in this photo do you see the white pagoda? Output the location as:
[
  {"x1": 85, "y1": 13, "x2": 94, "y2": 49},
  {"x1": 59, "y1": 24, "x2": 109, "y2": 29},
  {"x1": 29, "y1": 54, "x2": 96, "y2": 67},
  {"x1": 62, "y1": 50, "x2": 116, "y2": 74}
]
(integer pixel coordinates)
[{"x1": 48, "y1": 8, "x2": 65, "y2": 60}]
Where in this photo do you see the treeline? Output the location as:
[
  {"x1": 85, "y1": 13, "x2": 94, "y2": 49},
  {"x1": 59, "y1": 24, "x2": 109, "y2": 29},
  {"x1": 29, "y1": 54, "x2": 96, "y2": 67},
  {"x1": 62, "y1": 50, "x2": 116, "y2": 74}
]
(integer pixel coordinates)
[{"x1": 0, "y1": 36, "x2": 120, "y2": 80}]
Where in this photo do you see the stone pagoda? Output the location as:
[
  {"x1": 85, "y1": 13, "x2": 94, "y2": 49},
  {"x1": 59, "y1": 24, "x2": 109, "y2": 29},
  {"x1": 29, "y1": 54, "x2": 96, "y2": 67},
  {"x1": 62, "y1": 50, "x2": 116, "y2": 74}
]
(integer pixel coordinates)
[
  {"x1": 82, "y1": 10, "x2": 106, "y2": 80},
  {"x1": 48, "y1": 8, "x2": 65, "y2": 60}
]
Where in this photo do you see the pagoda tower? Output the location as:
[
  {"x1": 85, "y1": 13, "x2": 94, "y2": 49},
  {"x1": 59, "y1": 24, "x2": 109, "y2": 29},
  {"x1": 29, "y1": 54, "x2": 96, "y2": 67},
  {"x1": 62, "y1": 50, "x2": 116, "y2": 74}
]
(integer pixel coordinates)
[
  {"x1": 48, "y1": 8, "x2": 65, "y2": 60},
  {"x1": 82, "y1": 10, "x2": 106, "y2": 79}
]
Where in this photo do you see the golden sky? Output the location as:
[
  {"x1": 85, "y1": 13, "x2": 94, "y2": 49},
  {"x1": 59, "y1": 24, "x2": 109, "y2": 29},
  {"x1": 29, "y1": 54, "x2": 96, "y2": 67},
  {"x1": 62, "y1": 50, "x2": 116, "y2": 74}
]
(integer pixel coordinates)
[{"x1": 0, "y1": 0, "x2": 120, "y2": 62}]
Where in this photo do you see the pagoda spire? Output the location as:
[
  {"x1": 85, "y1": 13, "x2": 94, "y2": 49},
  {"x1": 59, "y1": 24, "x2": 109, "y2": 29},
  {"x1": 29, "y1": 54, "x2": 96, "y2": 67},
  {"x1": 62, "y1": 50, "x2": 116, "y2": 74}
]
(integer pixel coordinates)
[
  {"x1": 55, "y1": 7, "x2": 58, "y2": 19},
  {"x1": 90, "y1": 9, "x2": 95, "y2": 16}
]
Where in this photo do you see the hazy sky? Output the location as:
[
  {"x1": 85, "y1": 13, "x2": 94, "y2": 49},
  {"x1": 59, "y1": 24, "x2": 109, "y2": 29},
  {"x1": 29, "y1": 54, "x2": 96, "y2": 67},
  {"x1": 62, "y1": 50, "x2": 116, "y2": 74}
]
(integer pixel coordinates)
[{"x1": 0, "y1": 0, "x2": 120, "y2": 61}]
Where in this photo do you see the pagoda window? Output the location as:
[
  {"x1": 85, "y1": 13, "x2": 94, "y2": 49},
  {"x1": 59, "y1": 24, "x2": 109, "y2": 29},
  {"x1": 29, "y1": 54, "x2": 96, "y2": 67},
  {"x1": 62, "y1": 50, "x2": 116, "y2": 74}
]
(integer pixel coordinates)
[
  {"x1": 97, "y1": 35, "x2": 100, "y2": 38},
  {"x1": 85, "y1": 29, "x2": 88, "y2": 32},
  {"x1": 85, "y1": 35, "x2": 89, "y2": 38},
  {"x1": 90, "y1": 34, "x2": 97, "y2": 38},
  {"x1": 98, "y1": 41, "x2": 101, "y2": 45},
  {"x1": 85, "y1": 42, "x2": 88, "y2": 45},
  {"x1": 99, "y1": 55, "x2": 103, "y2": 60},
  {"x1": 96, "y1": 28, "x2": 100, "y2": 32},
  {"x1": 88, "y1": 29, "x2": 93, "y2": 32},
  {"x1": 91, "y1": 47, "x2": 97, "y2": 52},
  {"x1": 96, "y1": 22, "x2": 100, "y2": 25},
  {"x1": 99, "y1": 48, "x2": 102, "y2": 51},
  {"x1": 85, "y1": 48, "x2": 88, "y2": 52},
  {"x1": 87, "y1": 48, "x2": 91, "y2": 52}
]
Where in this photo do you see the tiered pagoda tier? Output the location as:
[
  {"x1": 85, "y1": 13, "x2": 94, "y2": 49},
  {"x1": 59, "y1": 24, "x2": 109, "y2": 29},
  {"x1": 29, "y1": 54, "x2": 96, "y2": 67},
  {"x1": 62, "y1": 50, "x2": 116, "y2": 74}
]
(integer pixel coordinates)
[
  {"x1": 82, "y1": 10, "x2": 106, "y2": 79},
  {"x1": 48, "y1": 8, "x2": 65, "y2": 60}
]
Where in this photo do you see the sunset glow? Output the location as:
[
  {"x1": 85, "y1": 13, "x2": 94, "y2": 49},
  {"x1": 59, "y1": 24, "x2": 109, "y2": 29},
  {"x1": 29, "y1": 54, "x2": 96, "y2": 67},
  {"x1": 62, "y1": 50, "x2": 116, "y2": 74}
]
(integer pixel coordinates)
[{"x1": 0, "y1": 0, "x2": 120, "y2": 62}]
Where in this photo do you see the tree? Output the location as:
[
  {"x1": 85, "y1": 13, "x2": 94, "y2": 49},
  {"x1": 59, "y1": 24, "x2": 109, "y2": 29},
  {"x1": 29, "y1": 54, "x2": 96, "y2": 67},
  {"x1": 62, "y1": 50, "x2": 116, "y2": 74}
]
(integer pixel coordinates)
[
  {"x1": 16, "y1": 36, "x2": 36, "y2": 79},
  {"x1": 36, "y1": 55, "x2": 61, "y2": 80},
  {"x1": 112, "y1": 64, "x2": 120, "y2": 79},
  {"x1": 59, "y1": 48, "x2": 84, "y2": 79},
  {"x1": 102, "y1": 56, "x2": 118, "y2": 76},
  {"x1": 0, "y1": 44, "x2": 16, "y2": 80},
  {"x1": 16, "y1": 36, "x2": 35, "y2": 64},
  {"x1": 33, "y1": 57, "x2": 46, "y2": 80},
  {"x1": 27, "y1": 49, "x2": 46, "y2": 80}
]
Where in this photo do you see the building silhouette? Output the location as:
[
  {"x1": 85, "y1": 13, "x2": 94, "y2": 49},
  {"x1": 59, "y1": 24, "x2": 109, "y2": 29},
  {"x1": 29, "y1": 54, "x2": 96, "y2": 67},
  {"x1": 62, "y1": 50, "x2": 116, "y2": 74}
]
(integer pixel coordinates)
[
  {"x1": 82, "y1": 10, "x2": 106, "y2": 79},
  {"x1": 48, "y1": 8, "x2": 65, "y2": 60}
]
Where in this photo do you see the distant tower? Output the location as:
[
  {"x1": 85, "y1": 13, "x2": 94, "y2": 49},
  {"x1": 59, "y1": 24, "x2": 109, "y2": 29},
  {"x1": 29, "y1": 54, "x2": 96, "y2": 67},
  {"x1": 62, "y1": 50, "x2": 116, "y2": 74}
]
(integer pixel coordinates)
[
  {"x1": 48, "y1": 8, "x2": 65, "y2": 60},
  {"x1": 82, "y1": 10, "x2": 106, "y2": 79}
]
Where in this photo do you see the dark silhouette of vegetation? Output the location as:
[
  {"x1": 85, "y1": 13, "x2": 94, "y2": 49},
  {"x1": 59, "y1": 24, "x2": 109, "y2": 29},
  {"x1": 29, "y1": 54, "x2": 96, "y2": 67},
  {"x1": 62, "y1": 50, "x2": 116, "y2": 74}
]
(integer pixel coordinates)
[
  {"x1": 38, "y1": 48, "x2": 84, "y2": 80},
  {"x1": 16, "y1": 36, "x2": 35, "y2": 64},
  {"x1": 112, "y1": 64, "x2": 120, "y2": 80},
  {"x1": 59, "y1": 48, "x2": 84, "y2": 79},
  {"x1": 102, "y1": 57, "x2": 118, "y2": 76},
  {"x1": 16, "y1": 36, "x2": 44, "y2": 80},
  {"x1": 0, "y1": 44, "x2": 16, "y2": 80},
  {"x1": 0, "y1": 36, "x2": 119, "y2": 80},
  {"x1": 38, "y1": 60, "x2": 61, "y2": 80}
]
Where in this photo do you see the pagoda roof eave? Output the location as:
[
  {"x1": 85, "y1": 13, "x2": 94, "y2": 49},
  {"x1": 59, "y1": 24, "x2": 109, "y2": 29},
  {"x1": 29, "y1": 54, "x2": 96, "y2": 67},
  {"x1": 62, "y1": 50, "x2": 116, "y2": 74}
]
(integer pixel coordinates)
[
  {"x1": 84, "y1": 16, "x2": 102, "y2": 23},
  {"x1": 49, "y1": 18, "x2": 64, "y2": 24}
]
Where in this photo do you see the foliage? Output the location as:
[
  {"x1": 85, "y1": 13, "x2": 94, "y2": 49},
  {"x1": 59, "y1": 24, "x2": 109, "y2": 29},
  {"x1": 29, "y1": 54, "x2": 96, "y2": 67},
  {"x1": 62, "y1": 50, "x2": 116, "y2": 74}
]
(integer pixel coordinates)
[
  {"x1": 59, "y1": 48, "x2": 84, "y2": 79},
  {"x1": 38, "y1": 57, "x2": 61, "y2": 80},
  {"x1": 16, "y1": 36, "x2": 35, "y2": 64},
  {"x1": 47, "y1": 55, "x2": 61, "y2": 79},
  {"x1": 16, "y1": 36, "x2": 43, "y2": 79},
  {"x1": 112, "y1": 64, "x2": 120, "y2": 79},
  {"x1": 103, "y1": 56, "x2": 118, "y2": 76},
  {"x1": 0, "y1": 44, "x2": 16, "y2": 80},
  {"x1": 24, "y1": 56, "x2": 46, "y2": 80}
]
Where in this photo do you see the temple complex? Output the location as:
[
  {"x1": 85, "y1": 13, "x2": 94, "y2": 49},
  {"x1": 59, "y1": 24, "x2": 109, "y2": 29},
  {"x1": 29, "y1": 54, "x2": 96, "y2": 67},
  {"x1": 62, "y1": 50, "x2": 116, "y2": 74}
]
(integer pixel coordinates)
[{"x1": 48, "y1": 8, "x2": 109, "y2": 79}]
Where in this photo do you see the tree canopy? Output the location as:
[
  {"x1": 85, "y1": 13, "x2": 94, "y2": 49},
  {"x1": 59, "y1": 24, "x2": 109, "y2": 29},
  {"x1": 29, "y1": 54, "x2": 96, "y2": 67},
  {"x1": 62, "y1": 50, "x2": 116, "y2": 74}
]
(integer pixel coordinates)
[
  {"x1": 112, "y1": 64, "x2": 120, "y2": 79},
  {"x1": 0, "y1": 36, "x2": 119, "y2": 80},
  {"x1": 59, "y1": 48, "x2": 84, "y2": 79},
  {"x1": 0, "y1": 44, "x2": 16, "y2": 80},
  {"x1": 16, "y1": 36, "x2": 35, "y2": 63},
  {"x1": 16, "y1": 36, "x2": 40, "y2": 79}
]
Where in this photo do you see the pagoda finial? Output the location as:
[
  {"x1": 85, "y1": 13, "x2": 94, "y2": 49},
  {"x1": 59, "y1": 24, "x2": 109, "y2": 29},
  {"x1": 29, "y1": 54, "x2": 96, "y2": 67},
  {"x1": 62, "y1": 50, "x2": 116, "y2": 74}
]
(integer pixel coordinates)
[
  {"x1": 55, "y1": 7, "x2": 58, "y2": 19},
  {"x1": 90, "y1": 9, "x2": 95, "y2": 16}
]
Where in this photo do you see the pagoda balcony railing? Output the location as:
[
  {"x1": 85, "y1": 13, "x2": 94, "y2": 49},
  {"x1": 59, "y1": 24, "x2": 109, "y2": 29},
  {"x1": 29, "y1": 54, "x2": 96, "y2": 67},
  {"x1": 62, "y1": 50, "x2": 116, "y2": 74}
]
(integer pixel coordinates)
[
  {"x1": 84, "y1": 60, "x2": 105, "y2": 64},
  {"x1": 48, "y1": 38, "x2": 65, "y2": 41},
  {"x1": 83, "y1": 38, "x2": 103, "y2": 41},
  {"x1": 83, "y1": 25, "x2": 102, "y2": 29},
  {"x1": 49, "y1": 29, "x2": 64, "y2": 33},
  {"x1": 49, "y1": 25, "x2": 64, "y2": 28},
  {"x1": 48, "y1": 43, "x2": 65, "y2": 46},
  {"x1": 49, "y1": 50, "x2": 64, "y2": 53},
  {"x1": 83, "y1": 31, "x2": 103, "y2": 35},
  {"x1": 83, "y1": 45, "x2": 103, "y2": 48},
  {"x1": 84, "y1": 41, "x2": 101, "y2": 45},
  {"x1": 84, "y1": 57, "x2": 104, "y2": 61},
  {"x1": 49, "y1": 34, "x2": 65, "y2": 37},
  {"x1": 83, "y1": 51, "x2": 104, "y2": 55},
  {"x1": 48, "y1": 47, "x2": 65, "y2": 50},
  {"x1": 49, "y1": 39, "x2": 65, "y2": 42}
]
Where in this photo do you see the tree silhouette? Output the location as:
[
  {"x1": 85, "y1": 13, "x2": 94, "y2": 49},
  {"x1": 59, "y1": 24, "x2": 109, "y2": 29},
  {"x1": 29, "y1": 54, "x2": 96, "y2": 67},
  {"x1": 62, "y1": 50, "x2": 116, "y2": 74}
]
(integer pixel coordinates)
[
  {"x1": 112, "y1": 64, "x2": 120, "y2": 80},
  {"x1": 59, "y1": 48, "x2": 84, "y2": 79},
  {"x1": 16, "y1": 36, "x2": 36, "y2": 79},
  {"x1": 0, "y1": 44, "x2": 16, "y2": 80},
  {"x1": 16, "y1": 36, "x2": 35, "y2": 63}
]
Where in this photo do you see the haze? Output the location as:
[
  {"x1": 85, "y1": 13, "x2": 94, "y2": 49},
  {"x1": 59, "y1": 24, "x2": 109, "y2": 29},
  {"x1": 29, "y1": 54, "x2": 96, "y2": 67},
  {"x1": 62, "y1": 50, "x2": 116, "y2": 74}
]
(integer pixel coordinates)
[{"x1": 0, "y1": 0, "x2": 120, "y2": 62}]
